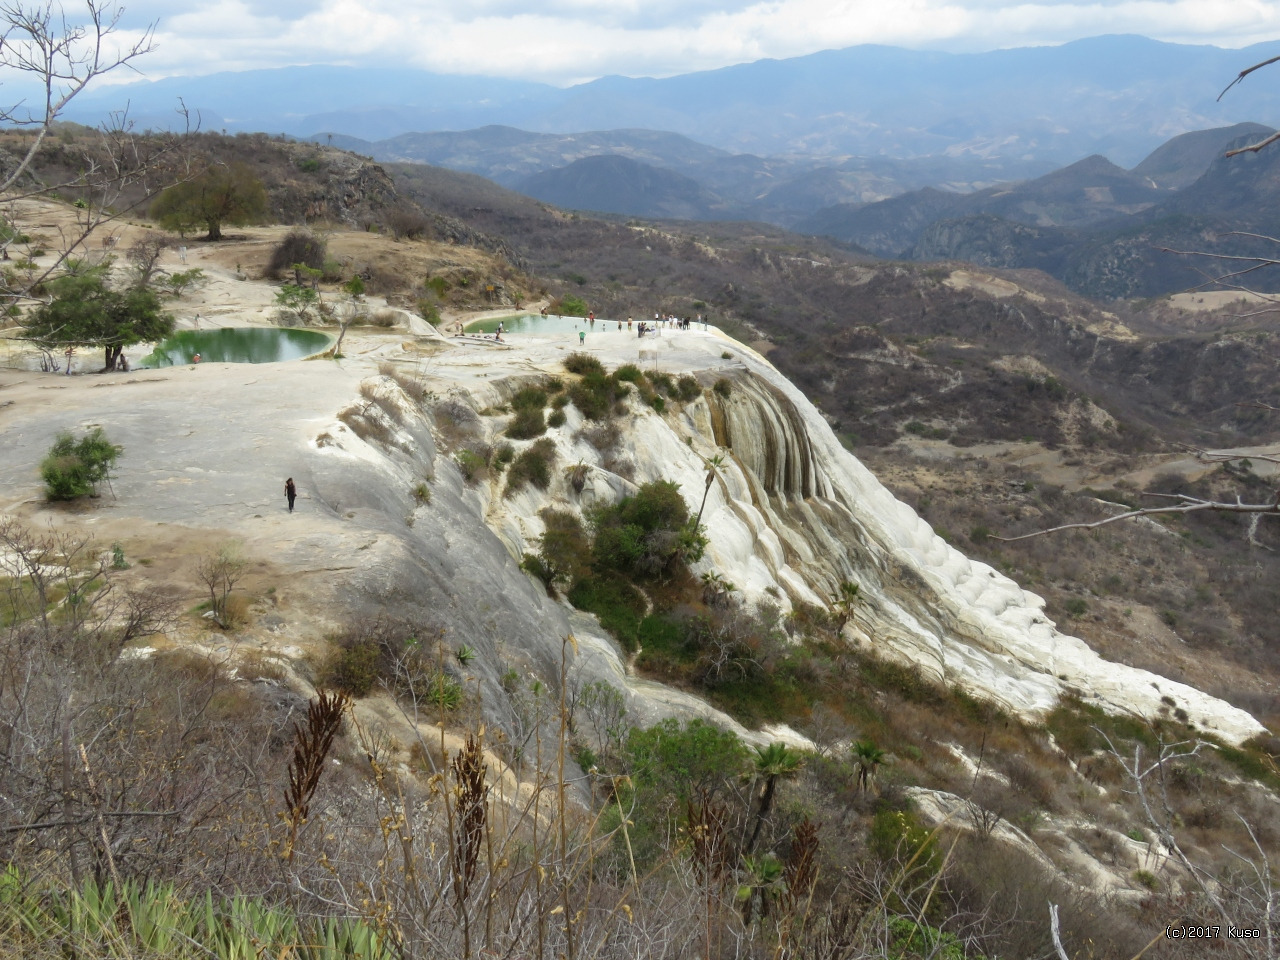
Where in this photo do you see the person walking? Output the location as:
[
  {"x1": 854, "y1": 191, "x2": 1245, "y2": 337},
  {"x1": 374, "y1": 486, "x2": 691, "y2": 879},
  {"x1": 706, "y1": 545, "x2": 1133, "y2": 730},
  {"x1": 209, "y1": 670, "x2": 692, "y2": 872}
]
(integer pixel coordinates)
[
  {"x1": 579, "y1": 330, "x2": 586, "y2": 345},
  {"x1": 285, "y1": 477, "x2": 297, "y2": 513}
]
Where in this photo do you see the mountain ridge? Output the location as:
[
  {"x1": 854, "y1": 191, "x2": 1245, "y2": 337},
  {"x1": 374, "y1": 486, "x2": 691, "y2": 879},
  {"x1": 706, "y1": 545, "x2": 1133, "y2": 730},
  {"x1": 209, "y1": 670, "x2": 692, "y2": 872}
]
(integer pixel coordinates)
[{"x1": 62, "y1": 36, "x2": 1280, "y2": 167}]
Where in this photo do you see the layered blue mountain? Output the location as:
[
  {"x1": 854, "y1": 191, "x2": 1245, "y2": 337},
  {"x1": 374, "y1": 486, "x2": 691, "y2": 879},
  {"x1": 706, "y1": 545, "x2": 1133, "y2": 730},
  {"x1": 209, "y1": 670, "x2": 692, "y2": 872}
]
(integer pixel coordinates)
[{"x1": 64, "y1": 36, "x2": 1280, "y2": 167}]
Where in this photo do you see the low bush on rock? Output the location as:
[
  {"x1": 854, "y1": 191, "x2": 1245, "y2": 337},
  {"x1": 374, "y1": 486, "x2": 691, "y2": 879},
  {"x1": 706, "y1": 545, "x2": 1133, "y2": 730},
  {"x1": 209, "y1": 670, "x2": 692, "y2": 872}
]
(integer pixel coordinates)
[{"x1": 41, "y1": 428, "x2": 120, "y2": 501}]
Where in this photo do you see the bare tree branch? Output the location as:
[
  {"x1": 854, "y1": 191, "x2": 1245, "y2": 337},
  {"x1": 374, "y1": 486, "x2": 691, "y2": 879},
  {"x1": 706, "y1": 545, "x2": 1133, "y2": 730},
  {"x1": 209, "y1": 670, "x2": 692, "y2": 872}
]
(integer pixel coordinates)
[
  {"x1": 1225, "y1": 131, "x2": 1280, "y2": 157},
  {"x1": 0, "y1": 0, "x2": 157, "y2": 195},
  {"x1": 1048, "y1": 903, "x2": 1070, "y2": 960},
  {"x1": 1219, "y1": 53, "x2": 1280, "y2": 100},
  {"x1": 994, "y1": 493, "x2": 1280, "y2": 542}
]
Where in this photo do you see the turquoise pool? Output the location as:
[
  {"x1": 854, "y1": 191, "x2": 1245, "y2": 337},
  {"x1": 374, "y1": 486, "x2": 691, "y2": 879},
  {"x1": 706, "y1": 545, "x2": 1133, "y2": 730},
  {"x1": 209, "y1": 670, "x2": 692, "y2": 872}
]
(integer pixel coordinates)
[
  {"x1": 468, "y1": 314, "x2": 630, "y2": 335},
  {"x1": 143, "y1": 328, "x2": 333, "y2": 366}
]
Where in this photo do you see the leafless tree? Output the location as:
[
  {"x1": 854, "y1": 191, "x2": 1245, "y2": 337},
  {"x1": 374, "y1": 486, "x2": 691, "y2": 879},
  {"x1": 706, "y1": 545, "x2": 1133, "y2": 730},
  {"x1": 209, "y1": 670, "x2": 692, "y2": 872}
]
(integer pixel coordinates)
[
  {"x1": 0, "y1": 1, "x2": 192, "y2": 311},
  {"x1": 1093, "y1": 729, "x2": 1277, "y2": 959},
  {"x1": 194, "y1": 542, "x2": 245, "y2": 628},
  {"x1": 124, "y1": 231, "x2": 171, "y2": 288}
]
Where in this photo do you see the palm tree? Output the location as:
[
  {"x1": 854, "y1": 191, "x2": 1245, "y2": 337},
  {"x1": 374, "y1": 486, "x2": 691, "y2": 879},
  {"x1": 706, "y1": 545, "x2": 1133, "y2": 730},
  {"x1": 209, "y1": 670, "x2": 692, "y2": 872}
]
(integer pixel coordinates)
[
  {"x1": 737, "y1": 853, "x2": 785, "y2": 924},
  {"x1": 746, "y1": 742, "x2": 805, "y2": 853},
  {"x1": 693, "y1": 453, "x2": 726, "y2": 531},
  {"x1": 852, "y1": 739, "x2": 885, "y2": 792},
  {"x1": 832, "y1": 580, "x2": 860, "y2": 631},
  {"x1": 699, "y1": 570, "x2": 737, "y2": 607}
]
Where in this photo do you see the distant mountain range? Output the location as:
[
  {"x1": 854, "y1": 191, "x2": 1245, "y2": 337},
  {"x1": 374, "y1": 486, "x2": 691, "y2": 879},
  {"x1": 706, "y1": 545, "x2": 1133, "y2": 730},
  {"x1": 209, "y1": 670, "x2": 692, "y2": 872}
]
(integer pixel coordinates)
[
  {"x1": 377, "y1": 118, "x2": 1280, "y2": 300},
  {"x1": 798, "y1": 123, "x2": 1280, "y2": 299},
  {"x1": 797, "y1": 124, "x2": 1275, "y2": 255},
  {"x1": 320, "y1": 126, "x2": 1047, "y2": 224},
  {"x1": 59, "y1": 34, "x2": 1280, "y2": 301},
  {"x1": 66, "y1": 35, "x2": 1280, "y2": 167}
]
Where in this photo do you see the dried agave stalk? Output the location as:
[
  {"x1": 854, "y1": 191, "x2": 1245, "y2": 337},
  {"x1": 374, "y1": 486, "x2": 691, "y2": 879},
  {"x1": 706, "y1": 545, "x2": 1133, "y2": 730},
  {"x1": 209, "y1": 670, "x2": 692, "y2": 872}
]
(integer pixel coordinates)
[{"x1": 281, "y1": 690, "x2": 349, "y2": 862}]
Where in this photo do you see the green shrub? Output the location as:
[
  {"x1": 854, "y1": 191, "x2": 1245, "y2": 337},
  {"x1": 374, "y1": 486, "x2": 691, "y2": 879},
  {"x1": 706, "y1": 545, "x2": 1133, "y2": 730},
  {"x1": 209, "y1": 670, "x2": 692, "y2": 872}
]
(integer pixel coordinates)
[
  {"x1": 677, "y1": 375, "x2": 701, "y2": 401},
  {"x1": 41, "y1": 427, "x2": 121, "y2": 501},
  {"x1": 646, "y1": 371, "x2": 674, "y2": 396},
  {"x1": 164, "y1": 268, "x2": 206, "y2": 297},
  {"x1": 612, "y1": 718, "x2": 750, "y2": 866},
  {"x1": 266, "y1": 229, "x2": 325, "y2": 279},
  {"x1": 1132, "y1": 869, "x2": 1158, "y2": 890},
  {"x1": 521, "y1": 552, "x2": 555, "y2": 587},
  {"x1": 1064, "y1": 597, "x2": 1088, "y2": 618},
  {"x1": 490, "y1": 443, "x2": 515, "y2": 471},
  {"x1": 569, "y1": 576, "x2": 646, "y2": 651},
  {"x1": 632, "y1": 614, "x2": 694, "y2": 672},
  {"x1": 614, "y1": 363, "x2": 643, "y2": 383},
  {"x1": 625, "y1": 718, "x2": 749, "y2": 803},
  {"x1": 650, "y1": 396, "x2": 666, "y2": 413},
  {"x1": 505, "y1": 438, "x2": 556, "y2": 497},
  {"x1": 507, "y1": 406, "x2": 546, "y2": 439},
  {"x1": 712, "y1": 378, "x2": 732, "y2": 399},
  {"x1": 553, "y1": 294, "x2": 588, "y2": 316},
  {"x1": 869, "y1": 808, "x2": 938, "y2": 871},
  {"x1": 326, "y1": 641, "x2": 380, "y2": 696},
  {"x1": 506, "y1": 387, "x2": 549, "y2": 439},
  {"x1": 512, "y1": 386, "x2": 548, "y2": 411},
  {"x1": 564, "y1": 352, "x2": 605, "y2": 376},
  {"x1": 454, "y1": 449, "x2": 487, "y2": 483},
  {"x1": 531, "y1": 508, "x2": 591, "y2": 587},
  {"x1": 885, "y1": 917, "x2": 966, "y2": 960},
  {"x1": 569, "y1": 371, "x2": 619, "y2": 420},
  {"x1": 417, "y1": 300, "x2": 441, "y2": 325},
  {"x1": 547, "y1": 409, "x2": 567, "y2": 428},
  {"x1": 426, "y1": 673, "x2": 463, "y2": 711},
  {"x1": 590, "y1": 480, "x2": 693, "y2": 578}
]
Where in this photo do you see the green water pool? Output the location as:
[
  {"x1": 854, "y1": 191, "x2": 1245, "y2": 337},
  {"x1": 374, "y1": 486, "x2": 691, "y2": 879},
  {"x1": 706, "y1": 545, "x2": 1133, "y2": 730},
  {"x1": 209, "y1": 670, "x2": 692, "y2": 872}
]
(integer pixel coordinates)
[
  {"x1": 143, "y1": 328, "x2": 333, "y2": 366},
  {"x1": 468, "y1": 314, "x2": 624, "y2": 335}
]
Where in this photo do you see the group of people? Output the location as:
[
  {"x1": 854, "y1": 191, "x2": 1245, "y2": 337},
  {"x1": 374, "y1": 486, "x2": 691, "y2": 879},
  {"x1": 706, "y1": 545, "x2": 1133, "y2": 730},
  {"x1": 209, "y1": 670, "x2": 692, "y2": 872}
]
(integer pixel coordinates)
[
  {"x1": 636, "y1": 312, "x2": 704, "y2": 338},
  {"x1": 465, "y1": 308, "x2": 710, "y2": 345}
]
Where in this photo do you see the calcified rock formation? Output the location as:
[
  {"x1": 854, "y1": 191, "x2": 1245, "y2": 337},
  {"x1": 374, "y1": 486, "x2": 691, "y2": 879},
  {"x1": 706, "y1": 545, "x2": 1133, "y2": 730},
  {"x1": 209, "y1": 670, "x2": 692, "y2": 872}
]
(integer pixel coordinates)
[
  {"x1": 0, "y1": 309, "x2": 1261, "y2": 745},
  {"x1": 415, "y1": 329, "x2": 1263, "y2": 744}
]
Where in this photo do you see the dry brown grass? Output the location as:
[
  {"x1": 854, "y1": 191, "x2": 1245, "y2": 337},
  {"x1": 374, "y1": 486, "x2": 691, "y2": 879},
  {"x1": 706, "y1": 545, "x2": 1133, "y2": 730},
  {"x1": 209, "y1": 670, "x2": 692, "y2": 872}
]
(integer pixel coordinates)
[{"x1": 379, "y1": 361, "x2": 432, "y2": 404}]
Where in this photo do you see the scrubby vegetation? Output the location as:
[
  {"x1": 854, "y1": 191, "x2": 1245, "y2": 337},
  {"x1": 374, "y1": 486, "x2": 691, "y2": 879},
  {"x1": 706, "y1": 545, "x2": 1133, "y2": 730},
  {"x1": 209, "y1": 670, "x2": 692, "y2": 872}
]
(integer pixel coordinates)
[
  {"x1": 40, "y1": 427, "x2": 121, "y2": 501},
  {"x1": 2, "y1": 511, "x2": 1273, "y2": 960},
  {"x1": 521, "y1": 480, "x2": 707, "y2": 652},
  {"x1": 504, "y1": 438, "x2": 557, "y2": 497},
  {"x1": 4, "y1": 128, "x2": 1276, "y2": 960},
  {"x1": 505, "y1": 386, "x2": 549, "y2": 439},
  {"x1": 266, "y1": 228, "x2": 327, "y2": 279},
  {"x1": 559, "y1": 353, "x2": 700, "y2": 422}
]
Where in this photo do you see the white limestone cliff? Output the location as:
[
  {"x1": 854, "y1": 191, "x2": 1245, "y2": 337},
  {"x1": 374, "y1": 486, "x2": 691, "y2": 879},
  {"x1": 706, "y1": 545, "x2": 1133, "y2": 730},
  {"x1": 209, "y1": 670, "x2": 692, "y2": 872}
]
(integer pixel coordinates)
[{"x1": 453, "y1": 329, "x2": 1264, "y2": 744}]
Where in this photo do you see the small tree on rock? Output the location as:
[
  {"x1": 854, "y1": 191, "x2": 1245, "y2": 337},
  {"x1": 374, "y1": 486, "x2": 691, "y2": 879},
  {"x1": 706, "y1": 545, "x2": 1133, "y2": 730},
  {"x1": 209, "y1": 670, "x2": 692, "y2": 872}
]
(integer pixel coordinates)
[
  {"x1": 150, "y1": 163, "x2": 267, "y2": 240},
  {"x1": 41, "y1": 427, "x2": 121, "y2": 500},
  {"x1": 23, "y1": 267, "x2": 174, "y2": 371}
]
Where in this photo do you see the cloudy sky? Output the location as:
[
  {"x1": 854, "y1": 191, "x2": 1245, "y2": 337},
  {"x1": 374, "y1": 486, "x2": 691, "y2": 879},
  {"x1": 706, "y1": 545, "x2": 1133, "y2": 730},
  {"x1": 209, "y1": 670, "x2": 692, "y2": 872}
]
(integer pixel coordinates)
[{"x1": 87, "y1": 0, "x2": 1280, "y2": 85}]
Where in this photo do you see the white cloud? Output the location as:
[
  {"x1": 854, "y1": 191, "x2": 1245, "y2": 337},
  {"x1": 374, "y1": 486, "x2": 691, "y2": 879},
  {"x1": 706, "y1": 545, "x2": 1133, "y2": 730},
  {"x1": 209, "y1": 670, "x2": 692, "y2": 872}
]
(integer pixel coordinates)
[{"x1": 82, "y1": 0, "x2": 1280, "y2": 85}]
